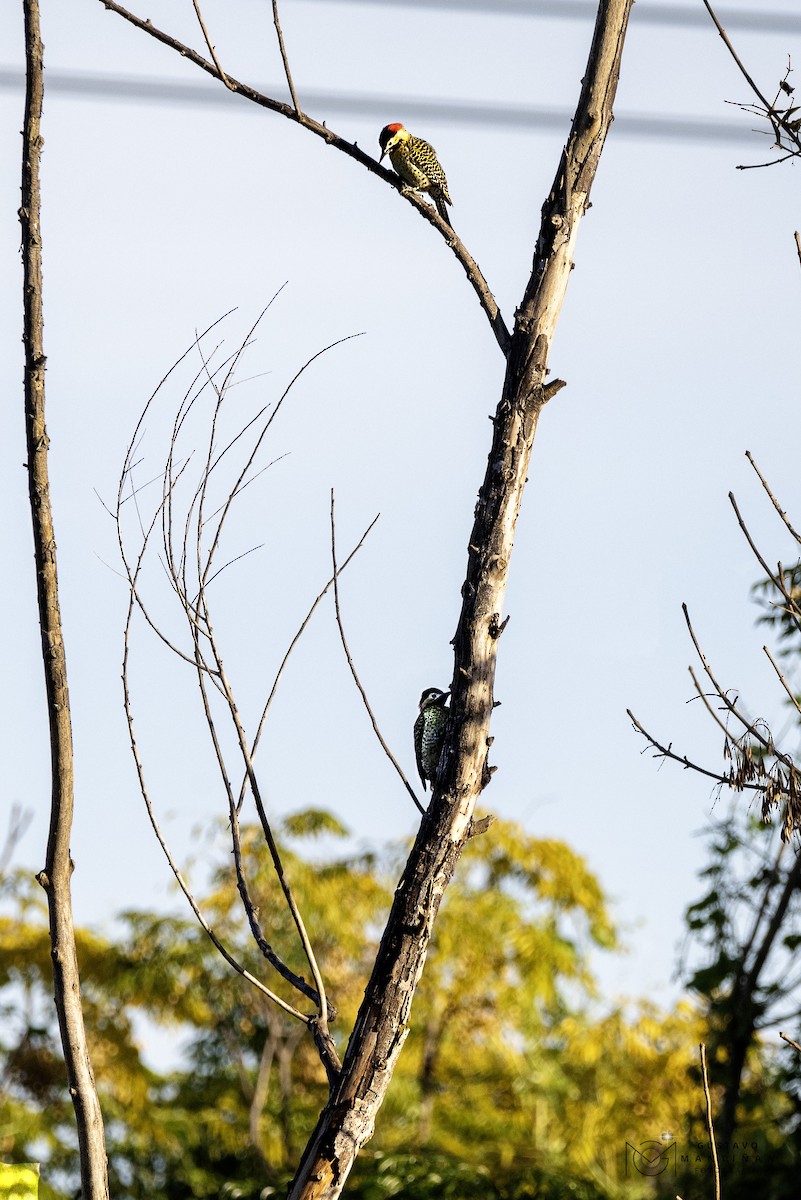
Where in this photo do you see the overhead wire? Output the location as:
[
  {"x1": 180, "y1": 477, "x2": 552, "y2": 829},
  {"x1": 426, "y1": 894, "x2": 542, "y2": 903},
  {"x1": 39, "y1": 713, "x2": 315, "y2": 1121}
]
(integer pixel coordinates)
[
  {"x1": 0, "y1": 66, "x2": 773, "y2": 144},
  {"x1": 300, "y1": 0, "x2": 801, "y2": 36},
  {"x1": 1, "y1": 0, "x2": 794, "y2": 144}
]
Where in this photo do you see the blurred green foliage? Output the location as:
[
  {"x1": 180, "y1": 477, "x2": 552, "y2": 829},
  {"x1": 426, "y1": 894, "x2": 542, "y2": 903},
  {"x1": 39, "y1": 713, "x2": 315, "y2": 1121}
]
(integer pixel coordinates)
[{"x1": 0, "y1": 811, "x2": 772, "y2": 1199}]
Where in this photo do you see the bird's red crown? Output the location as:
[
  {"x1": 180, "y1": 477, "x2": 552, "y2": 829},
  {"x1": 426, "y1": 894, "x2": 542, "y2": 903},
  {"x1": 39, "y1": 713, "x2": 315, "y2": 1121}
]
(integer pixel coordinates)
[{"x1": 379, "y1": 122, "x2": 405, "y2": 151}]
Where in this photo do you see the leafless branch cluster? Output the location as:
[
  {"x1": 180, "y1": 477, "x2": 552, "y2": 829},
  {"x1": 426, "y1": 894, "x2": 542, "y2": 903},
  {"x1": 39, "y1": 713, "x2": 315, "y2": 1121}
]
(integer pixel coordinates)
[
  {"x1": 115, "y1": 308, "x2": 378, "y2": 1083},
  {"x1": 703, "y1": 1, "x2": 801, "y2": 170},
  {"x1": 630, "y1": 452, "x2": 801, "y2": 841}
]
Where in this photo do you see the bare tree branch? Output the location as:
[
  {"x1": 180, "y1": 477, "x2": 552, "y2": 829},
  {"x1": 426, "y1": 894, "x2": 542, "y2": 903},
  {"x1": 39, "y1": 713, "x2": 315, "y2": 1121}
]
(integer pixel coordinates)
[
  {"x1": 683, "y1": 604, "x2": 785, "y2": 757},
  {"x1": 270, "y1": 0, "x2": 301, "y2": 116},
  {"x1": 702, "y1": 1, "x2": 801, "y2": 167},
  {"x1": 728, "y1": 492, "x2": 801, "y2": 636},
  {"x1": 20, "y1": 4, "x2": 109, "y2": 1193},
  {"x1": 627, "y1": 708, "x2": 766, "y2": 793},
  {"x1": 763, "y1": 643, "x2": 801, "y2": 718},
  {"x1": 228, "y1": 796, "x2": 325, "y2": 1011},
  {"x1": 632, "y1": 472, "x2": 801, "y2": 839},
  {"x1": 746, "y1": 449, "x2": 801, "y2": 546},
  {"x1": 703, "y1": 1, "x2": 780, "y2": 123},
  {"x1": 191, "y1": 0, "x2": 235, "y2": 91},
  {"x1": 121, "y1": 609, "x2": 309, "y2": 1022},
  {"x1": 118, "y1": 317, "x2": 354, "y2": 1082},
  {"x1": 330, "y1": 491, "x2": 426, "y2": 817},
  {"x1": 237, "y1": 514, "x2": 381, "y2": 812},
  {"x1": 98, "y1": 0, "x2": 511, "y2": 355}
]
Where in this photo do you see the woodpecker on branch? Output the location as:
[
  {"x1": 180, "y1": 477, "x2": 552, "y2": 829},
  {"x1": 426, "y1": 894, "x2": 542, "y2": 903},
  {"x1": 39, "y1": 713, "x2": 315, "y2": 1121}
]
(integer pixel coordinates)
[
  {"x1": 414, "y1": 687, "x2": 450, "y2": 791},
  {"x1": 379, "y1": 123, "x2": 453, "y2": 226}
]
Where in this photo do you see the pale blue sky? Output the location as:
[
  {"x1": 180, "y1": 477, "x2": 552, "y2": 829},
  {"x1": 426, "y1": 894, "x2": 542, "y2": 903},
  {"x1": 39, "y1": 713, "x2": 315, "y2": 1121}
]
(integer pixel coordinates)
[{"x1": 2, "y1": 0, "x2": 800, "y2": 1049}]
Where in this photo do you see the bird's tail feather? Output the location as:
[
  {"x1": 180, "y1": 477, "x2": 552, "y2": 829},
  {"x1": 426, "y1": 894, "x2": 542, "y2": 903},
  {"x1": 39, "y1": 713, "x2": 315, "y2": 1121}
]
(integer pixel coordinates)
[{"x1": 435, "y1": 195, "x2": 453, "y2": 228}]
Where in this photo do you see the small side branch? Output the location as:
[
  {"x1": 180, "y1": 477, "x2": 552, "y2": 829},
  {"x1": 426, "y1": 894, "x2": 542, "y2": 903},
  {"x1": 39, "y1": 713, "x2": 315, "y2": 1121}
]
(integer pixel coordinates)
[
  {"x1": 191, "y1": 0, "x2": 234, "y2": 91},
  {"x1": 270, "y1": 0, "x2": 301, "y2": 116},
  {"x1": 702, "y1": 1, "x2": 777, "y2": 120},
  {"x1": 763, "y1": 644, "x2": 801, "y2": 718},
  {"x1": 329, "y1": 491, "x2": 426, "y2": 817},
  {"x1": 237, "y1": 515, "x2": 380, "y2": 812},
  {"x1": 626, "y1": 709, "x2": 765, "y2": 793},
  {"x1": 746, "y1": 450, "x2": 801, "y2": 546}
]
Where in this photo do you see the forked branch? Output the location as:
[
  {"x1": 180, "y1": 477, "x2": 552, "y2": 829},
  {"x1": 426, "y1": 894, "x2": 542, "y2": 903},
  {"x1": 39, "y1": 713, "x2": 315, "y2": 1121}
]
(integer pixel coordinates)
[{"x1": 98, "y1": 0, "x2": 511, "y2": 354}]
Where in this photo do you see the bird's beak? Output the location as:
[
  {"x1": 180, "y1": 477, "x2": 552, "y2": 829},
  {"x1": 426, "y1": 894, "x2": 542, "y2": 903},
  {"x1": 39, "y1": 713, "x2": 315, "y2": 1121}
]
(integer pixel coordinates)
[{"x1": 379, "y1": 147, "x2": 387, "y2": 163}]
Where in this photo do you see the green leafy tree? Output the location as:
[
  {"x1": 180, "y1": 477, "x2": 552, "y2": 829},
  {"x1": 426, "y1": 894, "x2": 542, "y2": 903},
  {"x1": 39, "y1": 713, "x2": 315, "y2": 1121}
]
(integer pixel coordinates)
[{"x1": 2, "y1": 813, "x2": 709, "y2": 1199}]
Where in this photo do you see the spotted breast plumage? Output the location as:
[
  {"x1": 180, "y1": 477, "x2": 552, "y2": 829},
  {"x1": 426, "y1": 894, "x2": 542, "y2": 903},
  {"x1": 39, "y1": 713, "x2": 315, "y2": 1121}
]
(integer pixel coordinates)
[{"x1": 414, "y1": 687, "x2": 450, "y2": 791}]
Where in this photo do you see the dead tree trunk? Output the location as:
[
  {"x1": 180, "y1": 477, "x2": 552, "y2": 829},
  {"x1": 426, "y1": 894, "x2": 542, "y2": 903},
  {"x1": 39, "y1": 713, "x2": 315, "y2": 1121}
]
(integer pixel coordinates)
[
  {"x1": 20, "y1": 2, "x2": 109, "y2": 1195},
  {"x1": 287, "y1": 3, "x2": 633, "y2": 1197}
]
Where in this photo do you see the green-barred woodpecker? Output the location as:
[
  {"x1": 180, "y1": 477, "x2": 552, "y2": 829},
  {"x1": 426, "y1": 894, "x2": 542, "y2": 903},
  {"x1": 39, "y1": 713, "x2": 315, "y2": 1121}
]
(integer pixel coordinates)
[
  {"x1": 379, "y1": 123, "x2": 453, "y2": 226},
  {"x1": 414, "y1": 687, "x2": 450, "y2": 792}
]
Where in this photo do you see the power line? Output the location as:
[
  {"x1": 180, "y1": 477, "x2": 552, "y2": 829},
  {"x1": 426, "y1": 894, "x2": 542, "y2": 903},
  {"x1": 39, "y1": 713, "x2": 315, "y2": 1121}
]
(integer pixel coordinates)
[
  {"x1": 302, "y1": 0, "x2": 801, "y2": 36},
  {"x1": 0, "y1": 67, "x2": 762, "y2": 144}
]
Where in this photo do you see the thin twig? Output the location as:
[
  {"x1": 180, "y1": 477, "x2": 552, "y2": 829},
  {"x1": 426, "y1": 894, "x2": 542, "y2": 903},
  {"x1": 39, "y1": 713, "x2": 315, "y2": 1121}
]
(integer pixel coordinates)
[
  {"x1": 737, "y1": 150, "x2": 798, "y2": 171},
  {"x1": 780, "y1": 1031, "x2": 801, "y2": 1053},
  {"x1": 683, "y1": 603, "x2": 783, "y2": 754},
  {"x1": 237, "y1": 513, "x2": 381, "y2": 811},
  {"x1": 228, "y1": 794, "x2": 324, "y2": 1009},
  {"x1": 214, "y1": 652, "x2": 333, "y2": 1029},
  {"x1": 699, "y1": 1043, "x2": 721, "y2": 1200},
  {"x1": 98, "y1": 0, "x2": 511, "y2": 356},
  {"x1": 121, "y1": 590, "x2": 307, "y2": 1022},
  {"x1": 190, "y1": 622, "x2": 326, "y2": 1016},
  {"x1": 117, "y1": 316, "x2": 233, "y2": 668},
  {"x1": 728, "y1": 493, "x2": 801, "y2": 637},
  {"x1": 687, "y1": 665, "x2": 739, "y2": 743},
  {"x1": 166, "y1": 348, "x2": 334, "y2": 1031},
  {"x1": 729, "y1": 492, "x2": 791, "y2": 601},
  {"x1": 763, "y1": 644, "x2": 801, "y2": 718},
  {"x1": 270, "y1": 0, "x2": 301, "y2": 115},
  {"x1": 702, "y1": 1, "x2": 789, "y2": 132},
  {"x1": 626, "y1": 708, "x2": 765, "y2": 792},
  {"x1": 191, "y1": 0, "x2": 235, "y2": 91},
  {"x1": 795, "y1": 231, "x2": 801, "y2": 271},
  {"x1": 745, "y1": 450, "x2": 801, "y2": 546},
  {"x1": 330, "y1": 491, "x2": 426, "y2": 817}
]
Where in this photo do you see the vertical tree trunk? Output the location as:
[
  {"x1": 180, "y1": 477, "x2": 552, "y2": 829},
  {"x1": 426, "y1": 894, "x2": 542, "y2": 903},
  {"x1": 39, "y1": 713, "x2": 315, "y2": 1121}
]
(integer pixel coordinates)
[
  {"x1": 717, "y1": 851, "x2": 801, "y2": 1163},
  {"x1": 287, "y1": 3, "x2": 633, "y2": 1197},
  {"x1": 20, "y1": 2, "x2": 109, "y2": 1195}
]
